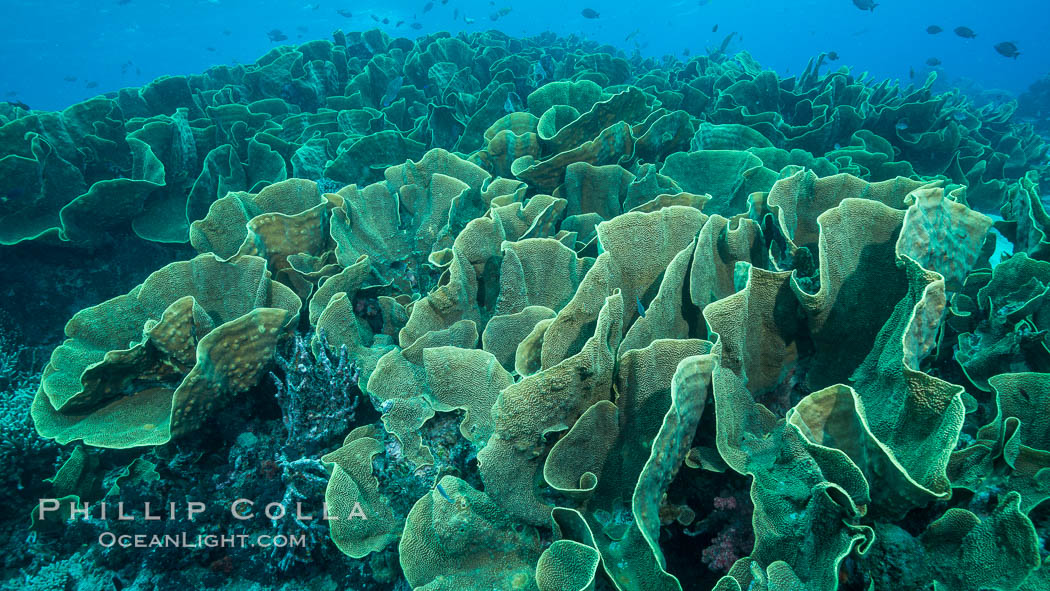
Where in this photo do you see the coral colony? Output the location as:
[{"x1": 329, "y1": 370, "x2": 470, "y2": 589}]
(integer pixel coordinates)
[{"x1": 2, "y1": 25, "x2": 1050, "y2": 591}]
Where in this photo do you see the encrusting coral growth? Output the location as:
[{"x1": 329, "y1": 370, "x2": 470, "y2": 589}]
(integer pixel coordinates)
[{"x1": 4, "y1": 26, "x2": 1050, "y2": 591}]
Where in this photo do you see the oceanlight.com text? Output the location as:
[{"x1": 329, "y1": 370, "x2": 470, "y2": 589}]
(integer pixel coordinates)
[{"x1": 98, "y1": 532, "x2": 307, "y2": 549}]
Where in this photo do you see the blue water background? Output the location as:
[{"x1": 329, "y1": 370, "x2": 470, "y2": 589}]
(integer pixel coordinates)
[{"x1": 1, "y1": 0, "x2": 1047, "y2": 112}]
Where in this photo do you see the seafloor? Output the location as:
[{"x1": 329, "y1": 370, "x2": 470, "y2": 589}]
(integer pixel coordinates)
[{"x1": 1, "y1": 28, "x2": 1049, "y2": 591}]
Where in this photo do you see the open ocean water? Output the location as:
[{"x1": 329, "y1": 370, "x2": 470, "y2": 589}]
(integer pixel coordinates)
[{"x1": 1, "y1": 1, "x2": 1049, "y2": 590}]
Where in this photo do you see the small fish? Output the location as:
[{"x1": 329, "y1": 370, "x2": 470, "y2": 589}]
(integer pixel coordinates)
[
  {"x1": 223, "y1": 29, "x2": 232, "y2": 35},
  {"x1": 499, "y1": 6, "x2": 511, "y2": 15},
  {"x1": 435, "y1": 483, "x2": 454, "y2": 504},
  {"x1": 926, "y1": 25, "x2": 943, "y2": 34},
  {"x1": 994, "y1": 42, "x2": 1020, "y2": 59},
  {"x1": 581, "y1": 8, "x2": 599, "y2": 18},
  {"x1": 117, "y1": 0, "x2": 131, "y2": 5},
  {"x1": 683, "y1": 47, "x2": 690, "y2": 57},
  {"x1": 954, "y1": 26, "x2": 977, "y2": 39},
  {"x1": 86, "y1": 81, "x2": 99, "y2": 88},
  {"x1": 396, "y1": 20, "x2": 404, "y2": 27},
  {"x1": 909, "y1": 67, "x2": 915, "y2": 79},
  {"x1": 828, "y1": 51, "x2": 840, "y2": 61},
  {"x1": 489, "y1": 11, "x2": 499, "y2": 20},
  {"x1": 411, "y1": 21, "x2": 423, "y2": 29},
  {"x1": 206, "y1": 46, "x2": 216, "y2": 52},
  {"x1": 896, "y1": 118, "x2": 910, "y2": 131},
  {"x1": 4, "y1": 91, "x2": 17, "y2": 97},
  {"x1": 625, "y1": 28, "x2": 640, "y2": 42},
  {"x1": 441, "y1": 0, "x2": 448, "y2": 4},
  {"x1": 925, "y1": 57, "x2": 941, "y2": 66},
  {"x1": 371, "y1": 14, "x2": 380, "y2": 21},
  {"x1": 851, "y1": 0, "x2": 877, "y2": 11},
  {"x1": 63, "y1": 75, "x2": 77, "y2": 82},
  {"x1": 712, "y1": 24, "x2": 718, "y2": 32},
  {"x1": 464, "y1": 16, "x2": 475, "y2": 23},
  {"x1": 6, "y1": 99, "x2": 29, "y2": 110},
  {"x1": 504, "y1": 92, "x2": 520, "y2": 113},
  {"x1": 337, "y1": 9, "x2": 353, "y2": 17},
  {"x1": 267, "y1": 28, "x2": 288, "y2": 42},
  {"x1": 382, "y1": 76, "x2": 404, "y2": 107},
  {"x1": 423, "y1": 1, "x2": 434, "y2": 12},
  {"x1": 382, "y1": 17, "x2": 390, "y2": 24},
  {"x1": 636, "y1": 297, "x2": 646, "y2": 318},
  {"x1": 296, "y1": 25, "x2": 308, "y2": 33},
  {"x1": 453, "y1": 8, "x2": 459, "y2": 18}
]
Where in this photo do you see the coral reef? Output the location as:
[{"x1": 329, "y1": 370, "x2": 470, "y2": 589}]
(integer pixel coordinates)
[{"x1": 2, "y1": 27, "x2": 1050, "y2": 591}]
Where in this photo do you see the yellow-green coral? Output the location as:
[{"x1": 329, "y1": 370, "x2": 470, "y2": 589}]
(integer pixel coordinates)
[{"x1": 32, "y1": 253, "x2": 301, "y2": 448}]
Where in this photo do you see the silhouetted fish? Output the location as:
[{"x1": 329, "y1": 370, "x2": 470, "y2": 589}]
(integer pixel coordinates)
[
  {"x1": 396, "y1": 20, "x2": 404, "y2": 27},
  {"x1": 267, "y1": 29, "x2": 288, "y2": 42},
  {"x1": 712, "y1": 24, "x2": 718, "y2": 32},
  {"x1": 63, "y1": 75, "x2": 77, "y2": 82},
  {"x1": 625, "y1": 28, "x2": 640, "y2": 42},
  {"x1": 411, "y1": 22, "x2": 423, "y2": 29},
  {"x1": 4, "y1": 99, "x2": 30, "y2": 110},
  {"x1": 926, "y1": 25, "x2": 943, "y2": 34},
  {"x1": 925, "y1": 57, "x2": 941, "y2": 66},
  {"x1": 852, "y1": 0, "x2": 877, "y2": 11},
  {"x1": 337, "y1": 9, "x2": 352, "y2": 17},
  {"x1": 423, "y1": 1, "x2": 434, "y2": 12},
  {"x1": 954, "y1": 27, "x2": 977, "y2": 39},
  {"x1": 382, "y1": 17, "x2": 390, "y2": 24},
  {"x1": 828, "y1": 51, "x2": 840, "y2": 61},
  {"x1": 909, "y1": 67, "x2": 915, "y2": 79},
  {"x1": 453, "y1": 8, "x2": 459, "y2": 18},
  {"x1": 994, "y1": 42, "x2": 1020, "y2": 58},
  {"x1": 636, "y1": 297, "x2": 646, "y2": 318},
  {"x1": 86, "y1": 81, "x2": 99, "y2": 88},
  {"x1": 117, "y1": 0, "x2": 131, "y2": 5},
  {"x1": 371, "y1": 14, "x2": 380, "y2": 21},
  {"x1": 581, "y1": 8, "x2": 599, "y2": 18},
  {"x1": 206, "y1": 46, "x2": 216, "y2": 52}
]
